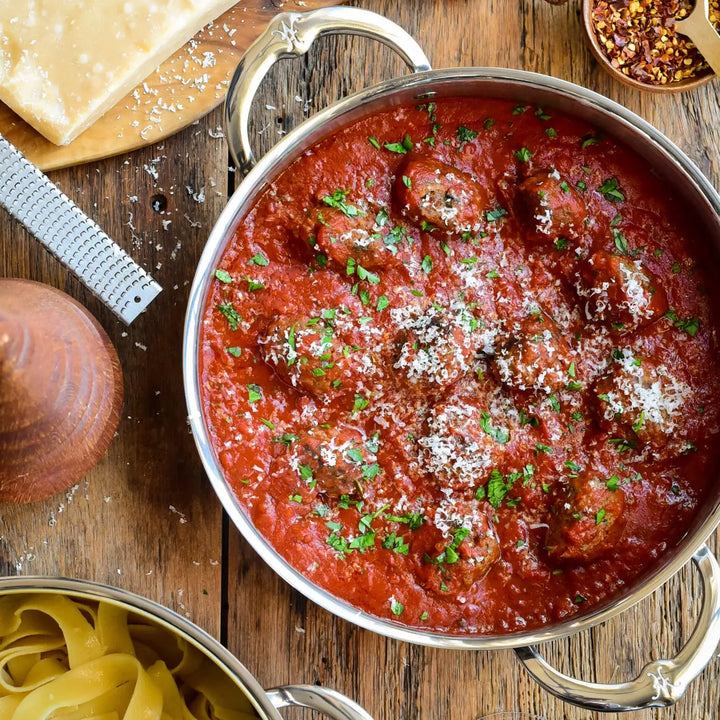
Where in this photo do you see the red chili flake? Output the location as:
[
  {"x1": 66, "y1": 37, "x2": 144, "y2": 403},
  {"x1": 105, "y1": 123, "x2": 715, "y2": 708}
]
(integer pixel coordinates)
[{"x1": 591, "y1": 0, "x2": 720, "y2": 85}]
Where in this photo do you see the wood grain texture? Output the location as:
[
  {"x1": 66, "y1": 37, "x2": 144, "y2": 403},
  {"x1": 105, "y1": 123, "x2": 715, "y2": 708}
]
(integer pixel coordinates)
[
  {"x1": 226, "y1": 1, "x2": 720, "y2": 719},
  {"x1": 0, "y1": 104, "x2": 231, "y2": 646},
  {"x1": 0, "y1": 1, "x2": 719, "y2": 719},
  {"x1": 0, "y1": 279, "x2": 123, "y2": 503},
  {"x1": 0, "y1": 0, "x2": 340, "y2": 171}
]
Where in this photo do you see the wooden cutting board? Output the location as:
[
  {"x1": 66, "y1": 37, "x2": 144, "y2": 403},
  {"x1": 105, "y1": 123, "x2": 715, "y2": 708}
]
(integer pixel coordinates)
[{"x1": 0, "y1": 0, "x2": 341, "y2": 171}]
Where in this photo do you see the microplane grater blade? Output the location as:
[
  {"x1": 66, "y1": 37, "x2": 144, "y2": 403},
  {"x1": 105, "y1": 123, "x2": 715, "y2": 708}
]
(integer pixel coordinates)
[{"x1": 0, "y1": 134, "x2": 161, "y2": 324}]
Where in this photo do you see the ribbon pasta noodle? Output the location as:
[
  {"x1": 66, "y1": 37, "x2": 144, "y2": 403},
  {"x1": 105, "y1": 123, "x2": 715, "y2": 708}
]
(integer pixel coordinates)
[{"x1": 0, "y1": 593, "x2": 259, "y2": 720}]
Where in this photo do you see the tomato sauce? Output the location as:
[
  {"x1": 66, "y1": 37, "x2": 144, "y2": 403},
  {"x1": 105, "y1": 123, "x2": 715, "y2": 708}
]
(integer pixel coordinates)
[{"x1": 200, "y1": 98, "x2": 720, "y2": 634}]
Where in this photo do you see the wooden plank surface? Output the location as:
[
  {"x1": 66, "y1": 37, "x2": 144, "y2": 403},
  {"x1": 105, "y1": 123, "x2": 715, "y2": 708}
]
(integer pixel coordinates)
[{"x1": 1, "y1": 1, "x2": 719, "y2": 719}]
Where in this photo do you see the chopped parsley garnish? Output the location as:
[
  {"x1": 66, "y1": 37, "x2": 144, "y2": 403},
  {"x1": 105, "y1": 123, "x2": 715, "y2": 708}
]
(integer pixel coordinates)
[
  {"x1": 260, "y1": 418, "x2": 275, "y2": 429},
  {"x1": 214, "y1": 269, "x2": 232, "y2": 283},
  {"x1": 512, "y1": 105, "x2": 528, "y2": 115},
  {"x1": 390, "y1": 598, "x2": 404, "y2": 615},
  {"x1": 353, "y1": 393, "x2": 369, "y2": 413},
  {"x1": 421, "y1": 255, "x2": 433, "y2": 274},
  {"x1": 384, "y1": 134, "x2": 413, "y2": 154},
  {"x1": 382, "y1": 532, "x2": 409, "y2": 555},
  {"x1": 226, "y1": 346, "x2": 242, "y2": 357},
  {"x1": 545, "y1": 127, "x2": 558, "y2": 138},
  {"x1": 289, "y1": 493, "x2": 303, "y2": 503},
  {"x1": 663, "y1": 310, "x2": 700, "y2": 337},
  {"x1": 385, "y1": 512, "x2": 425, "y2": 531},
  {"x1": 376, "y1": 295, "x2": 389, "y2": 312},
  {"x1": 598, "y1": 177, "x2": 625, "y2": 203},
  {"x1": 322, "y1": 189, "x2": 364, "y2": 218},
  {"x1": 247, "y1": 384, "x2": 262, "y2": 403},
  {"x1": 632, "y1": 411, "x2": 645, "y2": 433},
  {"x1": 216, "y1": 302, "x2": 241, "y2": 331},
  {"x1": 581, "y1": 134, "x2": 602, "y2": 149},
  {"x1": 485, "y1": 207, "x2": 507, "y2": 222},
  {"x1": 483, "y1": 118, "x2": 495, "y2": 130},
  {"x1": 606, "y1": 475, "x2": 620, "y2": 491},
  {"x1": 574, "y1": 594, "x2": 587, "y2": 604},
  {"x1": 272, "y1": 433, "x2": 299, "y2": 445},
  {"x1": 554, "y1": 237, "x2": 569, "y2": 250},
  {"x1": 515, "y1": 147, "x2": 532, "y2": 163},
  {"x1": 564, "y1": 460, "x2": 581, "y2": 474},
  {"x1": 368, "y1": 136, "x2": 381, "y2": 149},
  {"x1": 457, "y1": 125, "x2": 478, "y2": 150},
  {"x1": 479, "y1": 412, "x2": 509, "y2": 444},
  {"x1": 519, "y1": 409, "x2": 540, "y2": 427},
  {"x1": 613, "y1": 229, "x2": 640, "y2": 257},
  {"x1": 246, "y1": 279, "x2": 264, "y2": 291},
  {"x1": 534, "y1": 443, "x2": 552, "y2": 454},
  {"x1": 486, "y1": 469, "x2": 516, "y2": 509},
  {"x1": 248, "y1": 253, "x2": 269, "y2": 266},
  {"x1": 595, "y1": 508, "x2": 606, "y2": 524},
  {"x1": 486, "y1": 269, "x2": 500, "y2": 279},
  {"x1": 402, "y1": 175, "x2": 412, "y2": 188},
  {"x1": 608, "y1": 437, "x2": 637, "y2": 453}
]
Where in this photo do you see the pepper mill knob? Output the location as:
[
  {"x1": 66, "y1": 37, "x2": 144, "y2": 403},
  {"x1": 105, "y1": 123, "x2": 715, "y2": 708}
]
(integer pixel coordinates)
[{"x1": 0, "y1": 279, "x2": 124, "y2": 503}]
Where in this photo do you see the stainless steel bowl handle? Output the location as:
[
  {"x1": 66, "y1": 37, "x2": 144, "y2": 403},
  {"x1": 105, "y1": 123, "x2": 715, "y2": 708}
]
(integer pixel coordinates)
[
  {"x1": 516, "y1": 544, "x2": 720, "y2": 712},
  {"x1": 224, "y1": 6, "x2": 432, "y2": 174},
  {"x1": 266, "y1": 684, "x2": 374, "y2": 720}
]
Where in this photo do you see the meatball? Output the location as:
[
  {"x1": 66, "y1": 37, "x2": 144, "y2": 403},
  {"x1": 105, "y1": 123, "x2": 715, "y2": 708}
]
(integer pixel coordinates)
[
  {"x1": 424, "y1": 502, "x2": 500, "y2": 591},
  {"x1": 308, "y1": 206, "x2": 389, "y2": 269},
  {"x1": 492, "y1": 312, "x2": 574, "y2": 395},
  {"x1": 394, "y1": 157, "x2": 486, "y2": 234},
  {"x1": 593, "y1": 351, "x2": 692, "y2": 450},
  {"x1": 390, "y1": 301, "x2": 478, "y2": 390},
  {"x1": 516, "y1": 170, "x2": 587, "y2": 241},
  {"x1": 576, "y1": 250, "x2": 668, "y2": 332},
  {"x1": 545, "y1": 471, "x2": 626, "y2": 562},
  {"x1": 417, "y1": 400, "x2": 511, "y2": 491},
  {"x1": 278, "y1": 426, "x2": 374, "y2": 498},
  {"x1": 260, "y1": 314, "x2": 347, "y2": 396}
]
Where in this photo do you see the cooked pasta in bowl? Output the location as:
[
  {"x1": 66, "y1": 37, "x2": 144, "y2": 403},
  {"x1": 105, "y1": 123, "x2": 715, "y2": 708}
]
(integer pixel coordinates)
[{"x1": 0, "y1": 577, "x2": 372, "y2": 720}]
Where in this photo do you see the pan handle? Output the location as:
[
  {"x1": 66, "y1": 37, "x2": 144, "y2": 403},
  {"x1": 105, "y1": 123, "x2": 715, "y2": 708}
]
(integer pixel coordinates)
[
  {"x1": 265, "y1": 684, "x2": 374, "y2": 720},
  {"x1": 516, "y1": 544, "x2": 720, "y2": 712},
  {"x1": 224, "y1": 6, "x2": 431, "y2": 175}
]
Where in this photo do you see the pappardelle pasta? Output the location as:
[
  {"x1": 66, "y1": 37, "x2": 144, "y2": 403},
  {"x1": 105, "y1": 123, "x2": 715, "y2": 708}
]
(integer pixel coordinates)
[{"x1": 0, "y1": 593, "x2": 259, "y2": 720}]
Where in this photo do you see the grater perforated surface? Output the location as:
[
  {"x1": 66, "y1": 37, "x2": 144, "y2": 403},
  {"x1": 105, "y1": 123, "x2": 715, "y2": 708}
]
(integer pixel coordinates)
[{"x1": 0, "y1": 134, "x2": 161, "y2": 324}]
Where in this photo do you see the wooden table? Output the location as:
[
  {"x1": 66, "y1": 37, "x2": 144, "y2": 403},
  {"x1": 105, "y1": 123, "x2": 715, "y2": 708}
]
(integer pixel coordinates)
[{"x1": 2, "y1": 1, "x2": 720, "y2": 718}]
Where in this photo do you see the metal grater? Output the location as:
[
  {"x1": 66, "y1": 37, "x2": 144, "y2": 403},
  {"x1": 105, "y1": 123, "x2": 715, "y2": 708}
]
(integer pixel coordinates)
[{"x1": 0, "y1": 134, "x2": 161, "y2": 324}]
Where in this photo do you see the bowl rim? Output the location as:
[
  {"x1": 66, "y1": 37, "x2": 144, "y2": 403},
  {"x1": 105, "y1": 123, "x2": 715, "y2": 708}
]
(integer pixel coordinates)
[
  {"x1": 580, "y1": 0, "x2": 715, "y2": 93},
  {"x1": 0, "y1": 575, "x2": 280, "y2": 720},
  {"x1": 183, "y1": 65, "x2": 720, "y2": 650}
]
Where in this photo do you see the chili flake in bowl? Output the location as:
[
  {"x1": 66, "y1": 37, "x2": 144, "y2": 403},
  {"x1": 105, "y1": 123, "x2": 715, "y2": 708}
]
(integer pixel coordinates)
[{"x1": 584, "y1": 0, "x2": 720, "y2": 90}]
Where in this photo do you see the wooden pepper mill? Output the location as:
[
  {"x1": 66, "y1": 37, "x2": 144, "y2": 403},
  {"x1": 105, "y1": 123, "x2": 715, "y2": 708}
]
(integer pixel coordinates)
[{"x1": 0, "y1": 279, "x2": 124, "y2": 503}]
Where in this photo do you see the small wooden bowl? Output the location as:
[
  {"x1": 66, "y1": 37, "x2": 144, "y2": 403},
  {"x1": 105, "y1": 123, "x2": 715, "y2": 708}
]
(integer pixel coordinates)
[
  {"x1": 0, "y1": 279, "x2": 124, "y2": 503},
  {"x1": 582, "y1": 0, "x2": 715, "y2": 93}
]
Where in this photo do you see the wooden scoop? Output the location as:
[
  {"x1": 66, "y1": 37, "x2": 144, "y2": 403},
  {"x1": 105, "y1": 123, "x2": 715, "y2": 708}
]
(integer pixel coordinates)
[
  {"x1": 675, "y1": 0, "x2": 720, "y2": 77},
  {"x1": 0, "y1": 279, "x2": 123, "y2": 503}
]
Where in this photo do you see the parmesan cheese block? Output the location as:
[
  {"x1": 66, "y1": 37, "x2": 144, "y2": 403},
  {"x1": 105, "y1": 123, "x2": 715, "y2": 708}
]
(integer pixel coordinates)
[{"x1": 0, "y1": 0, "x2": 239, "y2": 145}]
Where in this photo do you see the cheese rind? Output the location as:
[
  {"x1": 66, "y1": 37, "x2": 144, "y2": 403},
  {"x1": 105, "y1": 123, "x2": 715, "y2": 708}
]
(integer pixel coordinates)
[{"x1": 0, "y1": 0, "x2": 238, "y2": 145}]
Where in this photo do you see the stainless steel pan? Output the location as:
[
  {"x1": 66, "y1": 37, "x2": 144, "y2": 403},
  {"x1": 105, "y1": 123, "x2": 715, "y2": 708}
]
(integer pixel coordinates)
[{"x1": 183, "y1": 7, "x2": 720, "y2": 712}]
